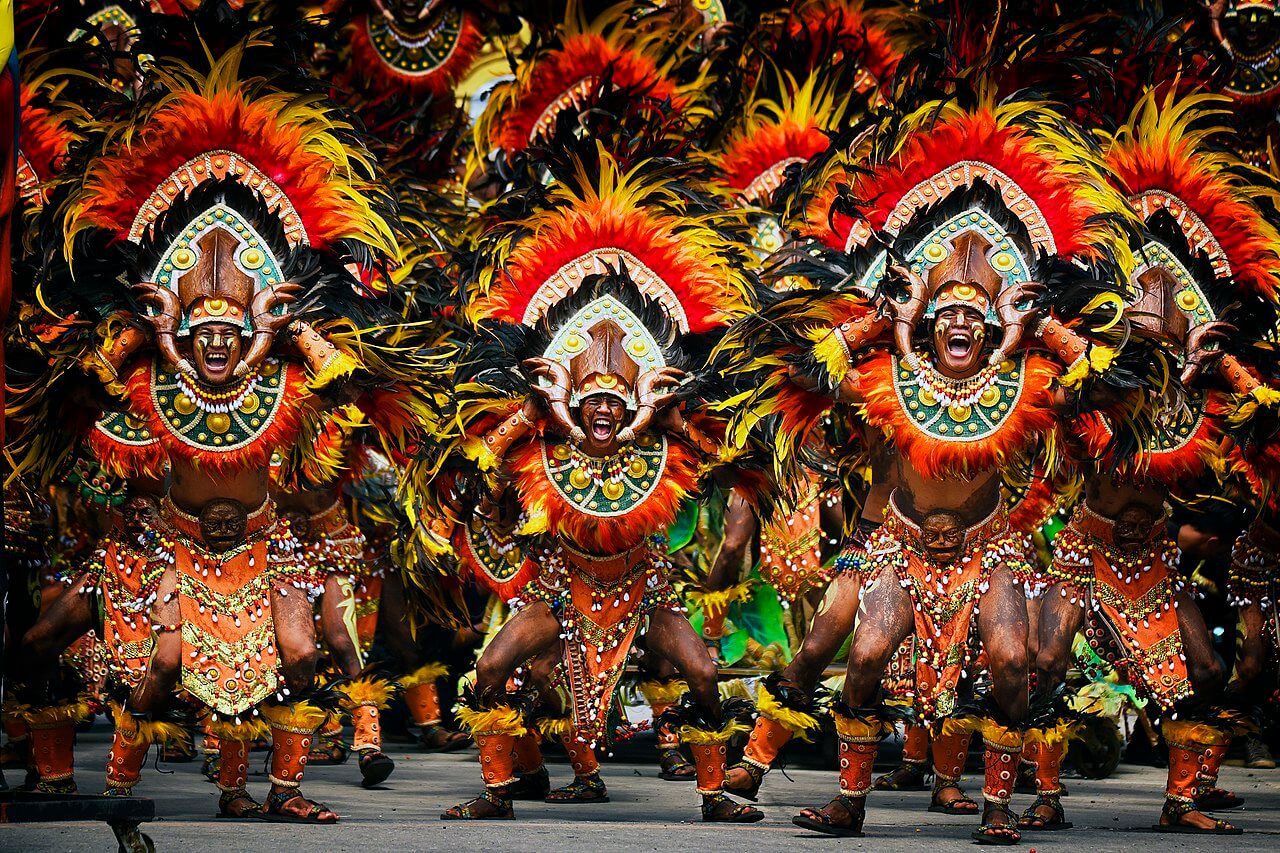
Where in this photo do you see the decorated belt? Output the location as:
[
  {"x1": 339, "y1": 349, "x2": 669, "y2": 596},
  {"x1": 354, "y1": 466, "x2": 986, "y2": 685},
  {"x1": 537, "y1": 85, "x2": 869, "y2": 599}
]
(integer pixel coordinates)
[{"x1": 161, "y1": 495, "x2": 276, "y2": 541}]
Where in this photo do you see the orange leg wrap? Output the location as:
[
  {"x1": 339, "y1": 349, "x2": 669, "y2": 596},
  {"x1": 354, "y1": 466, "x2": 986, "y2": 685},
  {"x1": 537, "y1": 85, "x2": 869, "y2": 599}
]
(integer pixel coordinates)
[
  {"x1": 30, "y1": 722, "x2": 76, "y2": 786},
  {"x1": 218, "y1": 739, "x2": 251, "y2": 791},
  {"x1": 703, "y1": 608, "x2": 727, "y2": 641},
  {"x1": 404, "y1": 682, "x2": 442, "y2": 727},
  {"x1": 651, "y1": 702, "x2": 679, "y2": 748},
  {"x1": 475, "y1": 732, "x2": 518, "y2": 788},
  {"x1": 743, "y1": 715, "x2": 794, "y2": 770},
  {"x1": 3, "y1": 718, "x2": 28, "y2": 742},
  {"x1": 105, "y1": 728, "x2": 150, "y2": 792},
  {"x1": 1197, "y1": 741, "x2": 1229, "y2": 788},
  {"x1": 1026, "y1": 739, "x2": 1064, "y2": 795},
  {"x1": 838, "y1": 738, "x2": 878, "y2": 798},
  {"x1": 690, "y1": 742, "x2": 728, "y2": 795},
  {"x1": 1166, "y1": 740, "x2": 1201, "y2": 801},
  {"x1": 350, "y1": 706, "x2": 382, "y2": 751},
  {"x1": 319, "y1": 715, "x2": 343, "y2": 737},
  {"x1": 902, "y1": 724, "x2": 930, "y2": 765},
  {"x1": 268, "y1": 725, "x2": 311, "y2": 790},
  {"x1": 564, "y1": 736, "x2": 600, "y2": 778},
  {"x1": 511, "y1": 733, "x2": 544, "y2": 774},
  {"x1": 932, "y1": 731, "x2": 971, "y2": 782},
  {"x1": 983, "y1": 738, "x2": 1022, "y2": 805}
]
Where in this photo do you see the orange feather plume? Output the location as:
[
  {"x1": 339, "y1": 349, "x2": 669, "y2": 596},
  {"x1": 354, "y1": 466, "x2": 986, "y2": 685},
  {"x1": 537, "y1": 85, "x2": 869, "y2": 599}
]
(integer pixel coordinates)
[
  {"x1": 66, "y1": 47, "x2": 396, "y2": 257},
  {"x1": 1104, "y1": 90, "x2": 1280, "y2": 303},
  {"x1": 467, "y1": 149, "x2": 756, "y2": 333},
  {"x1": 17, "y1": 83, "x2": 78, "y2": 208}
]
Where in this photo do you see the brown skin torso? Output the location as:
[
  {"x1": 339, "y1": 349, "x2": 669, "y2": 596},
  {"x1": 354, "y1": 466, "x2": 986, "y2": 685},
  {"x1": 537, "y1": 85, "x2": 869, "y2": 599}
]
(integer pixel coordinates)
[{"x1": 169, "y1": 458, "x2": 269, "y2": 515}]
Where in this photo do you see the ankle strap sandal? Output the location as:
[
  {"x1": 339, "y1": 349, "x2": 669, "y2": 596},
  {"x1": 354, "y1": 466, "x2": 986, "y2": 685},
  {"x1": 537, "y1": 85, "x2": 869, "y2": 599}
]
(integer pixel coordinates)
[
  {"x1": 701, "y1": 792, "x2": 764, "y2": 824},
  {"x1": 440, "y1": 789, "x2": 516, "y2": 821},
  {"x1": 657, "y1": 746, "x2": 696, "y2": 781},
  {"x1": 972, "y1": 804, "x2": 1021, "y2": 846},
  {"x1": 1152, "y1": 798, "x2": 1243, "y2": 835},
  {"x1": 1017, "y1": 793, "x2": 1072, "y2": 831},
  {"x1": 546, "y1": 773, "x2": 610, "y2": 803}
]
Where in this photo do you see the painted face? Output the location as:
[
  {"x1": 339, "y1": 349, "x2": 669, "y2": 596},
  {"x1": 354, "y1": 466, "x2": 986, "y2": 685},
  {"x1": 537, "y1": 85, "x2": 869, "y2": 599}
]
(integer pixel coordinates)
[
  {"x1": 390, "y1": 0, "x2": 433, "y2": 22},
  {"x1": 191, "y1": 322, "x2": 243, "y2": 386},
  {"x1": 199, "y1": 499, "x2": 248, "y2": 554},
  {"x1": 577, "y1": 394, "x2": 627, "y2": 452},
  {"x1": 119, "y1": 494, "x2": 158, "y2": 538},
  {"x1": 920, "y1": 510, "x2": 966, "y2": 564},
  {"x1": 1114, "y1": 504, "x2": 1161, "y2": 552},
  {"x1": 931, "y1": 305, "x2": 987, "y2": 378},
  {"x1": 1228, "y1": 6, "x2": 1278, "y2": 51}
]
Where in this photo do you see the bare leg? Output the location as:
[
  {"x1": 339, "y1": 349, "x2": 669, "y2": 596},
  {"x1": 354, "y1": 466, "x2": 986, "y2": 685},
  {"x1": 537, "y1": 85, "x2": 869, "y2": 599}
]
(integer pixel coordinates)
[
  {"x1": 644, "y1": 609, "x2": 719, "y2": 712},
  {"x1": 784, "y1": 572, "x2": 860, "y2": 693},
  {"x1": 318, "y1": 574, "x2": 362, "y2": 678},
  {"x1": 977, "y1": 567, "x2": 1030, "y2": 723},
  {"x1": 473, "y1": 603, "x2": 561, "y2": 696},
  {"x1": 272, "y1": 581, "x2": 319, "y2": 696},
  {"x1": 1174, "y1": 590, "x2": 1227, "y2": 694},
  {"x1": 21, "y1": 572, "x2": 97, "y2": 680},
  {"x1": 377, "y1": 572, "x2": 420, "y2": 669},
  {"x1": 796, "y1": 574, "x2": 913, "y2": 831},
  {"x1": 131, "y1": 568, "x2": 181, "y2": 713},
  {"x1": 1034, "y1": 584, "x2": 1086, "y2": 691}
]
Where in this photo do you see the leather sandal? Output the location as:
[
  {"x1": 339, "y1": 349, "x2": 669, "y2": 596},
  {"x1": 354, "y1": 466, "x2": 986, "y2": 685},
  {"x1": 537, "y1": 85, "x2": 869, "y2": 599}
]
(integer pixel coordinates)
[
  {"x1": 259, "y1": 789, "x2": 339, "y2": 824},
  {"x1": 1152, "y1": 797, "x2": 1242, "y2": 834},
  {"x1": 702, "y1": 792, "x2": 764, "y2": 823},
  {"x1": 217, "y1": 788, "x2": 263, "y2": 820},
  {"x1": 357, "y1": 748, "x2": 395, "y2": 788},
  {"x1": 928, "y1": 780, "x2": 979, "y2": 814},
  {"x1": 874, "y1": 760, "x2": 930, "y2": 791},
  {"x1": 972, "y1": 805, "x2": 1021, "y2": 845},
  {"x1": 441, "y1": 789, "x2": 515, "y2": 820},
  {"x1": 791, "y1": 795, "x2": 864, "y2": 837},
  {"x1": 506, "y1": 766, "x2": 550, "y2": 800},
  {"x1": 721, "y1": 760, "x2": 765, "y2": 801},
  {"x1": 1017, "y1": 793, "x2": 1072, "y2": 830},
  {"x1": 657, "y1": 746, "x2": 696, "y2": 781},
  {"x1": 1196, "y1": 785, "x2": 1244, "y2": 811},
  {"x1": 545, "y1": 773, "x2": 609, "y2": 803}
]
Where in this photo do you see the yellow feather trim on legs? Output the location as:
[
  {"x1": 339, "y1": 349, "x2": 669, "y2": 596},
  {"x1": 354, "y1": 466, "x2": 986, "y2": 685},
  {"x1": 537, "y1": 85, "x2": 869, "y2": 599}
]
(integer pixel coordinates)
[
  {"x1": 16, "y1": 699, "x2": 93, "y2": 729},
  {"x1": 536, "y1": 717, "x2": 573, "y2": 741},
  {"x1": 832, "y1": 713, "x2": 893, "y2": 742},
  {"x1": 1024, "y1": 723, "x2": 1081, "y2": 749},
  {"x1": 980, "y1": 720, "x2": 1024, "y2": 751},
  {"x1": 337, "y1": 677, "x2": 394, "y2": 710},
  {"x1": 260, "y1": 702, "x2": 328, "y2": 735},
  {"x1": 936, "y1": 715, "x2": 981, "y2": 738},
  {"x1": 208, "y1": 717, "x2": 272, "y2": 742},
  {"x1": 754, "y1": 682, "x2": 820, "y2": 741},
  {"x1": 454, "y1": 704, "x2": 528, "y2": 738},
  {"x1": 107, "y1": 703, "x2": 187, "y2": 747},
  {"x1": 638, "y1": 679, "x2": 689, "y2": 707},
  {"x1": 807, "y1": 327, "x2": 852, "y2": 384},
  {"x1": 1163, "y1": 720, "x2": 1233, "y2": 747},
  {"x1": 400, "y1": 663, "x2": 450, "y2": 688},
  {"x1": 305, "y1": 350, "x2": 361, "y2": 393},
  {"x1": 678, "y1": 719, "x2": 751, "y2": 745}
]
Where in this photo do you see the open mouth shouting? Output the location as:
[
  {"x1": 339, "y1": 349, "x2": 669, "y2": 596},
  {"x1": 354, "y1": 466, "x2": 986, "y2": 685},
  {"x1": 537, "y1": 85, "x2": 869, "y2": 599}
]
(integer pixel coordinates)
[
  {"x1": 932, "y1": 306, "x2": 987, "y2": 377},
  {"x1": 577, "y1": 393, "x2": 628, "y2": 454},
  {"x1": 191, "y1": 322, "x2": 243, "y2": 386},
  {"x1": 591, "y1": 414, "x2": 616, "y2": 442}
]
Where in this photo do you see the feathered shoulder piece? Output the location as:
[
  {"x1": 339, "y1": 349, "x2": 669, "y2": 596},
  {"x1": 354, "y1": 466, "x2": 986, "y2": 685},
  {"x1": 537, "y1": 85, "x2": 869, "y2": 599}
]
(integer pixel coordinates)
[
  {"x1": 466, "y1": 146, "x2": 757, "y2": 334},
  {"x1": 474, "y1": 1, "x2": 712, "y2": 160},
  {"x1": 338, "y1": 1, "x2": 486, "y2": 102},
  {"x1": 1104, "y1": 89, "x2": 1280, "y2": 307},
  {"x1": 772, "y1": 0, "x2": 913, "y2": 98}
]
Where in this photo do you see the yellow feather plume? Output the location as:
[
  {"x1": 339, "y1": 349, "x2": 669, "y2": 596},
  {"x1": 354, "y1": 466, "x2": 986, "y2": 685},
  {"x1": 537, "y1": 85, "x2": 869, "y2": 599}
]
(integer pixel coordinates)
[
  {"x1": 687, "y1": 580, "x2": 755, "y2": 619},
  {"x1": 537, "y1": 716, "x2": 574, "y2": 740},
  {"x1": 754, "y1": 681, "x2": 820, "y2": 741},
  {"x1": 338, "y1": 677, "x2": 394, "y2": 710},
  {"x1": 638, "y1": 679, "x2": 689, "y2": 707},
  {"x1": 14, "y1": 699, "x2": 92, "y2": 728},
  {"x1": 400, "y1": 662, "x2": 450, "y2": 688},
  {"x1": 260, "y1": 701, "x2": 328, "y2": 734},
  {"x1": 678, "y1": 718, "x2": 751, "y2": 745},
  {"x1": 833, "y1": 713, "x2": 894, "y2": 741},
  {"x1": 455, "y1": 704, "x2": 528, "y2": 738},
  {"x1": 207, "y1": 717, "x2": 272, "y2": 742}
]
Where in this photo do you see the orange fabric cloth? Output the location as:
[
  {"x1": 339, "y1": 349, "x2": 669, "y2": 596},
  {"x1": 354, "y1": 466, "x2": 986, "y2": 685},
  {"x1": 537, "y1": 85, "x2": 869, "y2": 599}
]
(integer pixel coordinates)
[
  {"x1": 94, "y1": 536, "x2": 162, "y2": 687},
  {"x1": 759, "y1": 477, "x2": 833, "y2": 602},
  {"x1": 1165, "y1": 742, "x2": 1202, "y2": 801},
  {"x1": 932, "y1": 730, "x2": 971, "y2": 780},
  {"x1": 161, "y1": 498, "x2": 317, "y2": 717},
  {"x1": 105, "y1": 727, "x2": 149, "y2": 791},
  {"x1": 743, "y1": 715, "x2": 793, "y2": 768},
  {"x1": 983, "y1": 738, "x2": 1021, "y2": 804},
  {"x1": 522, "y1": 539, "x2": 680, "y2": 744},
  {"x1": 1051, "y1": 505, "x2": 1191, "y2": 709},
  {"x1": 564, "y1": 736, "x2": 600, "y2": 778},
  {"x1": 351, "y1": 705, "x2": 381, "y2": 751},
  {"x1": 511, "y1": 732, "x2": 544, "y2": 773},
  {"x1": 868, "y1": 499, "x2": 1029, "y2": 720},
  {"x1": 1025, "y1": 738, "x2": 1065, "y2": 796},
  {"x1": 902, "y1": 724, "x2": 930, "y2": 764},
  {"x1": 838, "y1": 738, "x2": 878, "y2": 798},
  {"x1": 269, "y1": 725, "x2": 312, "y2": 788},
  {"x1": 218, "y1": 739, "x2": 251, "y2": 791}
]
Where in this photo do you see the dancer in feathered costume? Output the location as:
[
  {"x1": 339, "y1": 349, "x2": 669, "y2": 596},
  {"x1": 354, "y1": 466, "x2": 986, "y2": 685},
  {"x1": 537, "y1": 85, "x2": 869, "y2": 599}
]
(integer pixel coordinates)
[
  {"x1": 1207, "y1": 0, "x2": 1280, "y2": 168},
  {"x1": 10, "y1": 29, "x2": 432, "y2": 820},
  {"x1": 719, "y1": 90, "x2": 1149, "y2": 842},
  {"x1": 429, "y1": 144, "x2": 766, "y2": 823},
  {"x1": 1030, "y1": 90, "x2": 1280, "y2": 835}
]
